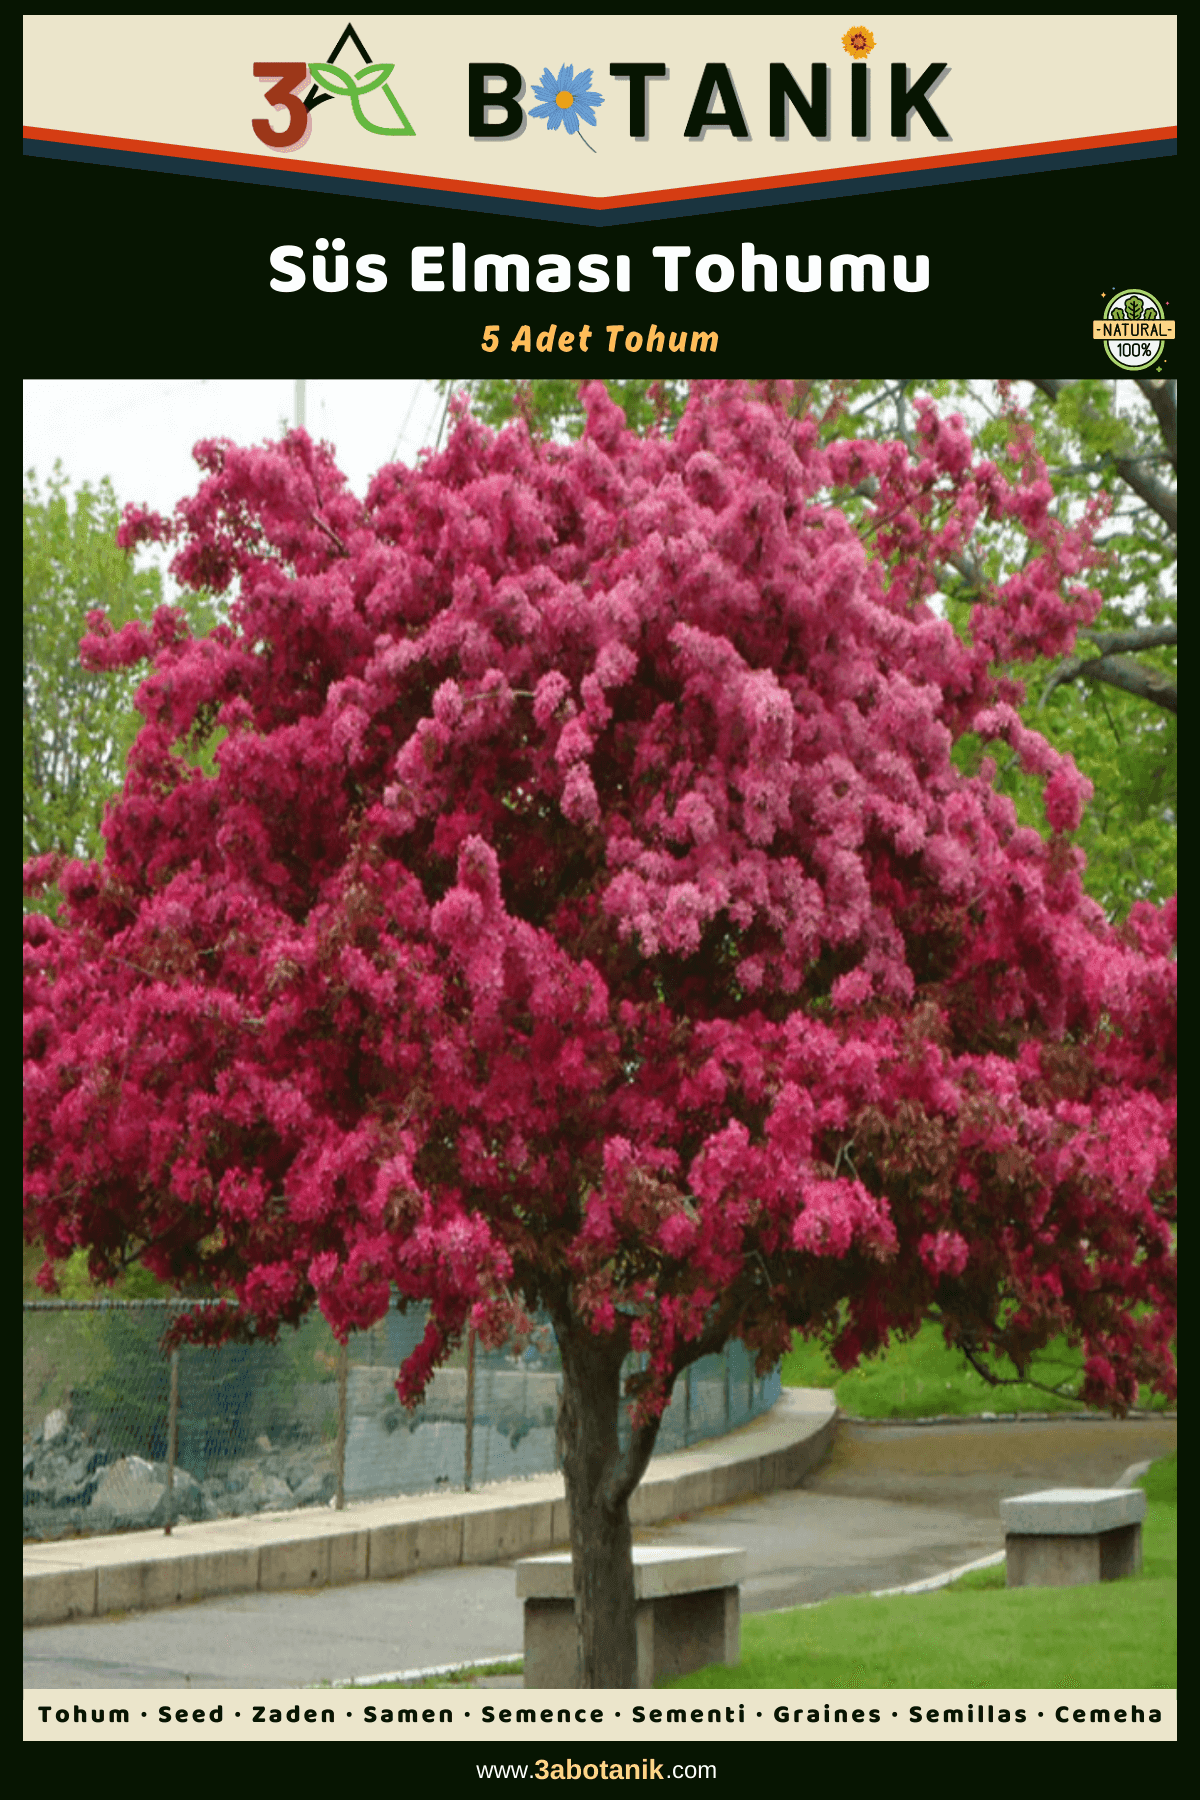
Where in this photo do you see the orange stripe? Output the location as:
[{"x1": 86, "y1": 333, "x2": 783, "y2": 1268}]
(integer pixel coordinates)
[{"x1": 23, "y1": 124, "x2": 1176, "y2": 210}]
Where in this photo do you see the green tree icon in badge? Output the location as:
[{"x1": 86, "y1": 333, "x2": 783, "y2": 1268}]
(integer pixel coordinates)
[
  {"x1": 309, "y1": 62, "x2": 415, "y2": 135},
  {"x1": 1109, "y1": 292, "x2": 1159, "y2": 321}
]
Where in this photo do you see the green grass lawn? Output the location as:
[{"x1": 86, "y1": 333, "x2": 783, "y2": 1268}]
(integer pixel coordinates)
[
  {"x1": 667, "y1": 1455, "x2": 1176, "y2": 1690},
  {"x1": 781, "y1": 1319, "x2": 1175, "y2": 1419}
]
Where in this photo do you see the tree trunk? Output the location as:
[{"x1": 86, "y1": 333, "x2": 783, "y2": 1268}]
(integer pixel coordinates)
[{"x1": 554, "y1": 1318, "x2": 661, "y2": 1688}]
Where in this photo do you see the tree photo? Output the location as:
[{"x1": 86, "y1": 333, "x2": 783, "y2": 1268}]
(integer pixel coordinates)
[{"x1": 23, "y1": 379, "x2": 1176, "y2": 1687}]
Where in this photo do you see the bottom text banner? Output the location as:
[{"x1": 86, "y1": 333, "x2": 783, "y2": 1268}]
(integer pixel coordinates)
[{"x1": 24, "y1": 1688, "x2": 1175, "y2": 1743}]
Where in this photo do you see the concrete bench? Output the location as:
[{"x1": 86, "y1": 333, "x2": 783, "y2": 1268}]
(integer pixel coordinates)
[
  {"x1": 515, "y1": 1545, "x2": 746, "y2": 1688},
  {"x1": 999, "y1": 1487, "x2": 1146, "y2": 1587}
]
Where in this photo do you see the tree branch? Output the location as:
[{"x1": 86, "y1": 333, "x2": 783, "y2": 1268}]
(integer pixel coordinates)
[
  {"x1": 955, "y1": 1339, "x2": 1166, "y2": 1418},
  {"x1": 848, "y1": 380, "x2": 910, "y2": 420},
  {"x1": 940, "y1": 548, "x2": 987, "y2": 594},
  {"x1": 960, "y1": 1339, "x2": 1052, "y2": 1390},
  {"x1": 1041, "y1": 652, "x2": 1178, "y2": 714},
  {"x1": 956, "y1": 1340, "x2": 1091, "y2": 1406},
  {"x1": 1049, "y1": 454, "x2": 1173, "y2": 478},
  {"x1": 604, "y1": 1276, "x2": 768, "y2": 1511},
  {"x1": 1027, "y1": 380, "x2": 1178, "y2": 535},
  {"x1": 1134, "y1": 378, "x2": 1177, "y2": 468},
  {"x1": 309, "y1": 514, "x2": 349, "y2": 557},
  {"x1": 602, "y1": 1416, "x2": 662, "y2": 1512},
  {"x1": 1077, "y1": 623, "x2": 1177, "y2": 655},
  {"x1": 1112, "y1": 460, "x2": 1178, "y2": 536}
]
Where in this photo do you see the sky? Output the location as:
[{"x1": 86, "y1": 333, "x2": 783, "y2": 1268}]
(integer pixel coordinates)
[{"x1": 23, "y1": 377, "x2": 447, "y2": 517}]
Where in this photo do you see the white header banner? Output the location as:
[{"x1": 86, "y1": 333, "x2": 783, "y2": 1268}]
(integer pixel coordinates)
[{"x1": 23, "y1": 15, "x2": 1176, "y2": 213}]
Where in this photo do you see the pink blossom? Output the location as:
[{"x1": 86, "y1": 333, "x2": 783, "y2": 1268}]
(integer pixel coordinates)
[
  {"x1": 918, "y1": 1230, "x2": 971, "y2": 1278},
  {"x1": 21, "y1": 381, "x2": 1175, "y2": 1431}
]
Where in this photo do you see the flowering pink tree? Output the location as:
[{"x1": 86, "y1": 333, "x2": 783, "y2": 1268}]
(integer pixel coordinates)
[{"x1": 24, "y1": 382, "x2": 1176, "y2": 1686}]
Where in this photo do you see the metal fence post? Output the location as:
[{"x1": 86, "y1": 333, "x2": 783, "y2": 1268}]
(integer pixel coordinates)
[
  {"x1": 164, "y1": 1347, "x2": 179, "y2": 1536},
  {"x1": 553, "y1": 1373, "x2": 562, "y2": 1472},
  {"x1": 335, "y1": 1341, "x2": 348, "y2": 1510},
  {"x1": 464, "y1": 1325, "x2": 476, "y2": 1492}
]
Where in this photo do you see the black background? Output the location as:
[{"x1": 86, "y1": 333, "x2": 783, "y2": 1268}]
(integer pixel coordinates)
[{"x1": 23, "y1": 149, "x2": 1178, "y2": 375}]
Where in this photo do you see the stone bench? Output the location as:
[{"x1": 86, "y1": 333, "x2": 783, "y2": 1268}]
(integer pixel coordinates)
[
  {"x1": 999, "y1": 1487, "x2": 1147, "y2": 1587},
  {"x1": 515, "y1": 1545, "x2": 746, "y2": 1688}
]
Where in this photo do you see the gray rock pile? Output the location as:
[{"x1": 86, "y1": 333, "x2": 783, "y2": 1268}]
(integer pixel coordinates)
[
  {"x1": 23, "y1": 1409, "x2": 335, "y2": 1540},
  {"x1": 23, "y1": 1408, "x2": 115, "y2": 1527}
]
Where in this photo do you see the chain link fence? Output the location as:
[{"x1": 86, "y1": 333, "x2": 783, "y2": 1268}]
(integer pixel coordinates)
[{"x1": 23, "y1": 1297, "x2": 781, "y2": 1541}]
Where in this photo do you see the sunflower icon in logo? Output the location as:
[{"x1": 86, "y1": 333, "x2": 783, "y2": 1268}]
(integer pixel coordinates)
[
  {"x1": 529, "y1": 64, "x2": 605, "y2": 153},
  {"x1": 841, "y1": 27, "x2": 876, "y2": 58}
]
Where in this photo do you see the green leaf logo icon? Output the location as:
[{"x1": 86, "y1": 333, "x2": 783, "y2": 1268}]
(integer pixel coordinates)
[{"x1": 308, "y1": 61, "x2": 415, "y2": 135}]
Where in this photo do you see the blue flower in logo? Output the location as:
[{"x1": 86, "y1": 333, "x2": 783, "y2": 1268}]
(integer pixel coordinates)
[{"x1": 529, "y1": 64, "x2": 605, "y2": 152}]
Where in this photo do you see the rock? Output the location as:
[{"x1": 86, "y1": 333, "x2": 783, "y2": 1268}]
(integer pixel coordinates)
[
  {"x1": 53, "y1": 1456, "x2": 99, "y2": 1505},
  {"x1": 89, "y1": 1456, "x2": 164, "y2": 1529},
  {"x1": 283, "y1": 1447, "x2": 335, "y2": 1491},
  {"x1": 242, "y1": 1469, "x2": 293, "y2": 1511},
  {"x1": 292, "y1": 1470, "x2": 335, "y2": 1506},
  {"x1": 157, "y1": 1465, "x2": 204, "y2": 1522},
  {"x1": 22, "y1": 1408, "x2": 352, "y2": 1536},
  {"x1": 86, "y1": 1458, "x2": 205, "y2": 1529},
  {"x1": 42, "y1": 1408, "x2": 68, "y2": 1445}
]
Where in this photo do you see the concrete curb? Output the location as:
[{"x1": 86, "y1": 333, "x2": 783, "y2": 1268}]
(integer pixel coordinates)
[
  {"x1": 870, "y1": 1550, "x2": 1007, "y2": 1596},
  {"x1": 330, "y1": 1654, "x2": 524, "y2": 1689},
  {"x1": 846, "y1": 1410, "x2": 1177, "y2": 1426},
  {"x1": 23, "y1": 1388, "x2": 836, "y2": 1628}
]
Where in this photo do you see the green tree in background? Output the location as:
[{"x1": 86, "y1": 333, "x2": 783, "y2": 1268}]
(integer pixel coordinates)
[
  {"x1": 24, "y1": 468, "x2": 165, "y2": 867},
  {"x1": 1014, "y1": 379, "x2": 1176, "y2": 919},
  {"x1": 446, "y1": 378, "x2": 1176, "y2": 921},
  {"x1": 436, "y1": 377, "x2": 689, "y2": 443},
  {"x1": 25, "y1": 469, "x2": 163, "y2": 1288},
  {"x1": 24, "y1": 464, "x2": 217, "y2": 1293},
  {"x1": 24, "y1": 466, "x2": 220, "y2": 910},
  {"x1": 815, "y1": 378, "x2": 1176, "y2": 922}
]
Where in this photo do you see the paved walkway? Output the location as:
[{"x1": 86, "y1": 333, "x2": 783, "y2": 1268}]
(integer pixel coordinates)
[
  {"x1": 24, "y1": 1408, "x2": 1175, "y2": 1690},
  {"x1": 631, "y1": 1415, "x2": 1176, "y2": 1611}
]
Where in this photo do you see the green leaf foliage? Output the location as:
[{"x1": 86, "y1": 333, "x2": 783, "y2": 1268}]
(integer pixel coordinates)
[
  {"x1": 440, "y1": 378, "x2": 690, "y2": 442},
  {"x1": 957, "y1": 378, "x2": 1176, "y2": 919},
  {"x1": 24, "y1": 465, "x2": 218, "y2": 911}
]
